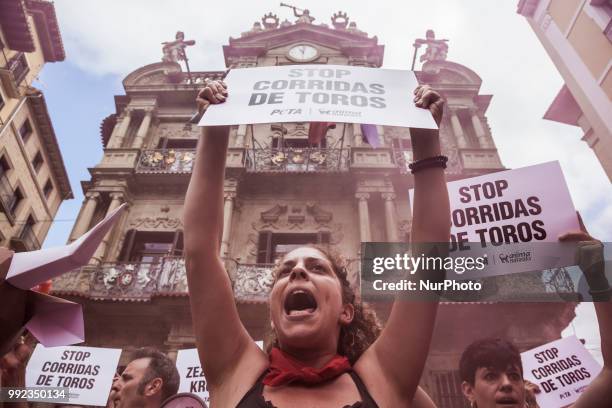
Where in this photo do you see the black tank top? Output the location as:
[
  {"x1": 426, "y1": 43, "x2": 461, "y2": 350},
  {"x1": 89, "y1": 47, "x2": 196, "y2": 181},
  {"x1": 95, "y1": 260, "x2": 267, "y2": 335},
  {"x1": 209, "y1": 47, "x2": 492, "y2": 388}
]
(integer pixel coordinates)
[{"x1": 235, "y1": 370, "x2": 379, "y2": 408}]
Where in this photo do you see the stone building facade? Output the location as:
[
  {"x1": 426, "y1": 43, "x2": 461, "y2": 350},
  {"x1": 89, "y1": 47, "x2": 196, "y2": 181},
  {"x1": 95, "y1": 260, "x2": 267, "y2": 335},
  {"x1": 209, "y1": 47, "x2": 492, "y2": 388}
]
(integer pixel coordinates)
[
  {"x1": 517, "y1": 0, "x2": 612, "y2": 182},
  {"x1": 0, "y1": 0, "x2": 72, "y2": 252},
  {"x1": 53, "y1": 11, "x2": 576, "y2": 407}
]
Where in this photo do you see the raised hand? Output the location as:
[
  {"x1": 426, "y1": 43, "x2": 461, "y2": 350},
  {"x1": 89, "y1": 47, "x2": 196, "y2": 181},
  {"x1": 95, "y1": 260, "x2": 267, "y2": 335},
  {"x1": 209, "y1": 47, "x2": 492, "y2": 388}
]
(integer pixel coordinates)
[
  {"x1": 414, "y1": 84, "x2": 444, "y2": 126},
  {"x1": 195, "y1": 79, "x2": 228, "y2": 114}
]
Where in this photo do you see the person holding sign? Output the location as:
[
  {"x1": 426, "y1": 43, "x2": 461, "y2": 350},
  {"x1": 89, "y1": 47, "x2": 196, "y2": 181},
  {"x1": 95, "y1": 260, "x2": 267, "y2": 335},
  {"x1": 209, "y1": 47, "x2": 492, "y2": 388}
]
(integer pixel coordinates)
[
  {"x1": 458, "y1": 218, "x2": 612, "y2": 408},
  {"x1": 184, "y1": 80, "x2": 450, "y2": 407}
]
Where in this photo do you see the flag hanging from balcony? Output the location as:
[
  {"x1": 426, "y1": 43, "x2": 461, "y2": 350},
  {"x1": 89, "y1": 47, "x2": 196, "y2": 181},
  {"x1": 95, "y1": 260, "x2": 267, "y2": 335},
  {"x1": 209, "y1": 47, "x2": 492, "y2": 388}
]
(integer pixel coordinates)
[
  {"x1": 361, "y1": 124, "x2": 381, "y2": 148},
  {"x1": 308, "y1": 122, "x2": 335, "y2": 145}
]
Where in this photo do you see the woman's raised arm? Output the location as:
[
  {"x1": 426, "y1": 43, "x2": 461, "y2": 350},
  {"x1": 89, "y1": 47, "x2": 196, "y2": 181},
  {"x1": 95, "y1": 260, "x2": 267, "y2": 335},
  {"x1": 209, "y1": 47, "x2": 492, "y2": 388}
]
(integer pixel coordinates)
[
  {"x1": 184, "y1": 82, "x2": 266, "y2": 392},
  {"x1": 559, "y1": 220, "x2": 612, "y2": 408},
  {"x1": 356, "y1": 85, "x2": 451, "y2": 404}
]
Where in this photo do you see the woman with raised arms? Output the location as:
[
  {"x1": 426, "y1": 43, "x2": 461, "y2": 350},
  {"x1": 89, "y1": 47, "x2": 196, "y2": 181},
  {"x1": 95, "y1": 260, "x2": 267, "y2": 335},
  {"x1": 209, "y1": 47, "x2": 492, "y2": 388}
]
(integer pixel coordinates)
[{"x1": 183, "y1": 78, "x2": 450, "y2": 407}]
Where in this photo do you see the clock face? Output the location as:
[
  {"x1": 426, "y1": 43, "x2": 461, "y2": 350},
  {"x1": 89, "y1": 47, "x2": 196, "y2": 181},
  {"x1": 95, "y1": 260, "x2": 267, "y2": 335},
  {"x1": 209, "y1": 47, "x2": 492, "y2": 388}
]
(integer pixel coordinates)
[{"x1": 288, "y1": 44, "x2": 318, "y2": 62}]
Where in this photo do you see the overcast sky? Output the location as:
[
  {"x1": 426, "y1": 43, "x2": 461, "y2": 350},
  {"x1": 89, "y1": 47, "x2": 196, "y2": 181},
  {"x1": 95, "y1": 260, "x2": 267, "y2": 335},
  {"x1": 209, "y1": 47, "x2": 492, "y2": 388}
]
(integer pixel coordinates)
[{"x1": 35, "y1": 0, "x2": 609, "y2": 360}]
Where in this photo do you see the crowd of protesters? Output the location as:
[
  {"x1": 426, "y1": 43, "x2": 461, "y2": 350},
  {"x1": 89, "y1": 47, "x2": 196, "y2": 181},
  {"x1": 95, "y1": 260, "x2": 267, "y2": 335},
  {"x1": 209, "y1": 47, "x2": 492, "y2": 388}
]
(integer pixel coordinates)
[{"x1": 1, "y1": 82, "x2": 610, "y2": 408}]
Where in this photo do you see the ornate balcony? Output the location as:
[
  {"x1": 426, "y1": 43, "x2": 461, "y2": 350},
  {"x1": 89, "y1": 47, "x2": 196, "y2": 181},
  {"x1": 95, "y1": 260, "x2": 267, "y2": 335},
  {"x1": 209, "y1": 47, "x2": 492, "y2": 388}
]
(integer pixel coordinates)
[
  {"x1": 51, "y1": 257, "x2": 275, "y2": 302},
  {"x1": 136, "y1": 149, "x2": 196, "y2": 174},
  {"x1": 246, "y1": 148, "x2": 349, "y2": 172}
]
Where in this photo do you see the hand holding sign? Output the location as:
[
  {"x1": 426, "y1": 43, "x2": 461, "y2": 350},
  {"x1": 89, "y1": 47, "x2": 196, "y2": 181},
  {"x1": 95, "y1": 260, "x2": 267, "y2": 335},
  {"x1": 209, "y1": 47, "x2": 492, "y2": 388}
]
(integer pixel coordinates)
[
  {"x1": 195, "y1": 79, "x2": 228, "y2": 114},
  {"x1": 198, "y1": 65, "x2": 438, "y2": 129},
  {"x1": 414, "y1": 84, "x2": 443, "y2": 127}
]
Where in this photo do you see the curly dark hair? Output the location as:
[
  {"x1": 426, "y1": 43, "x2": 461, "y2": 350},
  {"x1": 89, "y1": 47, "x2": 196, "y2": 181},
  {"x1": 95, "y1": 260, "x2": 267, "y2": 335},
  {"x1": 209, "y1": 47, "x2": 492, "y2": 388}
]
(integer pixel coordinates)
[{"x1": 265, "y1": 245, "x2": 382, "y2": 364}]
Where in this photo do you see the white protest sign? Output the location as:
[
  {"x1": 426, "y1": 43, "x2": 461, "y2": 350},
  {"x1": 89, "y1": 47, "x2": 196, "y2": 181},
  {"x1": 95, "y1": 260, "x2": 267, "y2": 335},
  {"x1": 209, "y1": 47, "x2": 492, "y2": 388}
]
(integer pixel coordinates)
[
  {"x1": 176, "y1": 342, "x2": 265, "y2": 404},
  {"x1": 26, "y1": 344, "x2": 121, "y2": 406},
  {"x1": 175, "y1": 349, "x2": 209, "y2": 404},
  {"x1": 200, "y1": 65, "x2": 437, "y2": 129},
  {"x1": 521, "y1": 336, "x2": 601, "y2": 407},
  {"x1": 409, "y1": 161, "x2": 580, "y2": 278}
]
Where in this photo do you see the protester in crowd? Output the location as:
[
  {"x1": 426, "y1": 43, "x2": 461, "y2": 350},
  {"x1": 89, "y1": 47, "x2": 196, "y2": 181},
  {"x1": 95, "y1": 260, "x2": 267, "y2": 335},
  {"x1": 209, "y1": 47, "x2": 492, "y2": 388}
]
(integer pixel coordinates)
[
  {"x1": 459, "y1": 219, "x2": 611, "y2": 408},
  {"x1": 0, "y1": 335, "x2": 34, "y2": 408},
  {"x1": 184, "y1": 78, "x2": 450, "y2": 407},
  {"x1": 110, "y1": 347, "x2": 180, "y2": 408},
  {"x1": 106, "y1": 371, "x2": 121, "y2": 408}
]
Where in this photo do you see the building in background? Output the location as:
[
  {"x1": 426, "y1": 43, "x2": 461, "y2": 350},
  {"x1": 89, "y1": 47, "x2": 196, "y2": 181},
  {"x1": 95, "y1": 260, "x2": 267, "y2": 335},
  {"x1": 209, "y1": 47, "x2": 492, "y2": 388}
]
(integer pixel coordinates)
[
  {"x1": 53, "y1": 9, "x2": 575, "y2": 407},
  {"x1": 0, "y1": 0, "x2": 73, "y2": 252},
  {"x1": 517, "y1": 0, "x2": 612, "y2": 182}
]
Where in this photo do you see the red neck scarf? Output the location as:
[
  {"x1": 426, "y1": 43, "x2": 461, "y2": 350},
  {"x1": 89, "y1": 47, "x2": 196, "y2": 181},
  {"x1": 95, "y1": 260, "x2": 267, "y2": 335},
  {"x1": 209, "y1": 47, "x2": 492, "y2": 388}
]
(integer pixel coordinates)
[{"x1": 263, "y1": 347, "x2": 351, "y2": 387}]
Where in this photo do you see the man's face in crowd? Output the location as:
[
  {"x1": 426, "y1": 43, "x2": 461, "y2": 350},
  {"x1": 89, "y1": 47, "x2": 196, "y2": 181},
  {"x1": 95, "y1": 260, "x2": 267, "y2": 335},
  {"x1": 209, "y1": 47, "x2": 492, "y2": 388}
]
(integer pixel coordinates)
[
  {"x1": 112, "y1": 357, "x2": 160, "y2": 408},
  {"x1": 462, "y1": 365, "x2": 526, "y2": 408}
]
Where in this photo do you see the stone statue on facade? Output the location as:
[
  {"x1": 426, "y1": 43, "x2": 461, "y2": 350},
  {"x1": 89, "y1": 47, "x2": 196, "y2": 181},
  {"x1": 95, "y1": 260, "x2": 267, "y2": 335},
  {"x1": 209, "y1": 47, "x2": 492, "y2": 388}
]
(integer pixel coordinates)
[
  {"x1": 415, "y1": 30, "x2": 448, "y2": 63},
  {"x1": 161, "y1": 31, "x2": 196, "y2": 63},
  {"x1": 280, "y1": 2, "x2": 315, "y2": 23}
]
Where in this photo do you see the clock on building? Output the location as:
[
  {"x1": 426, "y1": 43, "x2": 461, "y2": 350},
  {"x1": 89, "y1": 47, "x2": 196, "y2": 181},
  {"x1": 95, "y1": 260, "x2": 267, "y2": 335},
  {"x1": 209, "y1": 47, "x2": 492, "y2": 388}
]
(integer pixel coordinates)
[{"x1": 287, "y1": 44, "x2": 319, "y2": 62}]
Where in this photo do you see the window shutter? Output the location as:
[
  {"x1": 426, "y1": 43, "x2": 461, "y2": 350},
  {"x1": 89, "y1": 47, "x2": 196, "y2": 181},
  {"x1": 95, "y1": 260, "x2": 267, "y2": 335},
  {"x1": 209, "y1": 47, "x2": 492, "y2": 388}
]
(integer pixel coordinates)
[{"x1": 257, "y1": 231, "x2": 273, "y2": 264}]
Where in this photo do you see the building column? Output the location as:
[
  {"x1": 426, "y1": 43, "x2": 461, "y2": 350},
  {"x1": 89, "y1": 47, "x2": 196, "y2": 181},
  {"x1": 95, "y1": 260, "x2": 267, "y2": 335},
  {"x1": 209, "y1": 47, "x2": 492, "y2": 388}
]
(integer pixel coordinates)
[
  {"x1": 450, "y1": 109, "x2": 468, "y2": 149},
  {"x1": 109, "y1": 108, "x2": 133, "y2": 148},
  {"x1": 382, "y1": 193, "x2": 399, "y2": 242},
  {"x1": 356, "y1": 193, "x2": 371, "y2": 242},
  {"x1": 69, "y1": 192, "x2": 100, "y2": 241},
  {"x1": 470, "y1": 108, "x2": 489, "y2": 148},
  {"x1": 220, "y1": 192, "x2": 235, "y2": 257},
  {"x1": 91, "y1": 192, "x2": 124, "y2": 265},
  {"x1": 132, "y1": 108, "x2": 154, "y2": 149}
]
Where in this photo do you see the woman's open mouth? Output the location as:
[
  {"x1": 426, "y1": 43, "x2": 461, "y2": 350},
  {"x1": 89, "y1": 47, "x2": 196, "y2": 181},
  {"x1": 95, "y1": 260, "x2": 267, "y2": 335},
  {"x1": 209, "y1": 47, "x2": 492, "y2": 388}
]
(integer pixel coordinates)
[
  {"x1": 284, "y1": 288, "x2": 318, "y2": 318},
  {"x1": 495, "y1": 396, "x2": 519, "y2": 406}
]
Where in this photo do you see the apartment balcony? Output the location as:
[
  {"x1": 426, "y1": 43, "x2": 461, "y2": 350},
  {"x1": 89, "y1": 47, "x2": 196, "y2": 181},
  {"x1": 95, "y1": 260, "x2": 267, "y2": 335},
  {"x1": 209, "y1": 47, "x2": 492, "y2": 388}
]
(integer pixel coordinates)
[
  {"x1": 246, "y1": 147, "x2": 349, "y2": 173},
  {"x1": 10, "y1": 225, "x2": 41, "y2": 252},
  {"x1": 0, "y1": 52, "x2": 29, "y2": 97}
]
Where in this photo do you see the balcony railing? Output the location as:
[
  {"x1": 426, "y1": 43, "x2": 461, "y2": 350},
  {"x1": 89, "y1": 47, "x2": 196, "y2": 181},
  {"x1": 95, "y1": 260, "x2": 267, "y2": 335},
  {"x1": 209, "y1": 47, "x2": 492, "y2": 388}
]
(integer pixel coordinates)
[
  {"x1": 52, "y1": 257, "x2": 275, "y2": 301},
  {"x1": 136, "y1": 149, "x2": 196, "y2": 174},
  {"x1": 246, "y1": 148, "x2": 349, "y2": 172},
  {"x1": 7, "y1": 52, "x2": 29, "y2": 85}
]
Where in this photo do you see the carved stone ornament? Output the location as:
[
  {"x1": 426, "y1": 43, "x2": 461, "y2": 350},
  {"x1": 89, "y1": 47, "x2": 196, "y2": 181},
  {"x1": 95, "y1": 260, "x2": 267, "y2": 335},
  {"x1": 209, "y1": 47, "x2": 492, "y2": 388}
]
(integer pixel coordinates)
[
  {"x1": 130, "y1": 216, "x2": 183, "y2": 230},
  {"x1": 262, "y1": 12, "x2": 279, "y2": 29},
  {"x1": 247, "y1": 203, "x2": 343, "y2": 261},
  {"x1": 331, "y1": 11, "x2": 349, "y2": 29},
  {"x1": 261, "y1": 204, "x2": 288, "y2": 223}
]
